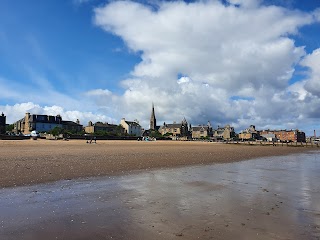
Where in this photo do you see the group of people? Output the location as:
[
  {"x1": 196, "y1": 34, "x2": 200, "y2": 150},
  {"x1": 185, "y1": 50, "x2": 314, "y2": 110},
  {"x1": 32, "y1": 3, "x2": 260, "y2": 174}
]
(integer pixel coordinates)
[{"x1": 86, "y1": 137, "x2": 97, "y2": 144}]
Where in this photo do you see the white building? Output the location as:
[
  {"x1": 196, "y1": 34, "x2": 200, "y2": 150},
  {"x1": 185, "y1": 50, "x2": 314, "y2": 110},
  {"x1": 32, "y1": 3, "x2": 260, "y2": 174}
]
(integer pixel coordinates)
[
  {"x1": 120, "y1": 118, "x2": 142, "y2": 136},
  {"x1": 261, "y1": 133, "x2": 277, "y2": 142}
]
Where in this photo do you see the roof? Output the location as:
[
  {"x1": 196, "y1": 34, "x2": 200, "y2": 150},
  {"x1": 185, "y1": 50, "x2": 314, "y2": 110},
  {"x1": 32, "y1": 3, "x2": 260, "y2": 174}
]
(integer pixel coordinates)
[
  {"x1": 125, "y1": 121, "x2": 141, "y2": 127},
  {"x1": 94, "y1": 122, "x2": 117, "y2": 127},
  {"x1": 62, "y1": 121, "x2": 82, "y2": 127},
  {"x1": 160, "y1": 123, "x2": 182, "y2": 129},
  {"x1": 191, "y1": 126, "x2": 209, "y2": 131}
]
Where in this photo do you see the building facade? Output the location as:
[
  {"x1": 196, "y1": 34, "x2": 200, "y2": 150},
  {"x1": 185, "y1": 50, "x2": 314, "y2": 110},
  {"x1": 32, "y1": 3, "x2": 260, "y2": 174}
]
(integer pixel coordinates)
[
  {"x1": 61, "y1": 119, "x2": 83, "y2": 133},
  {"x1": 0, "y1": 112, "x2": 6, "y2": 134},
  {"x1": 159, "y1": 118, "x2": 189, "y2": 139},
  {"x1": 260, "y1": 129, "x2": 306, "y2": 142},
  {"x1": 85, "y1": 121, "x2": 121, "y2": 134},
  {"x1": 120, "y1": 118, "x2": 142, "y2": 136},
  {"x1": 213, "y1": 125, "x2": 235, "y2": 140},
  {"x1": 260, "y1": 133, "x2": 277, "y2": 142},
  {"x1": 14, "y1": 113, "x2": 83, "y2": 134},
  {"x1": 239, "y1": 125, "x2": 259, "y2": 140},
  {"x1": 191, "y1": 122, "x2": 212, "y2": 139}
]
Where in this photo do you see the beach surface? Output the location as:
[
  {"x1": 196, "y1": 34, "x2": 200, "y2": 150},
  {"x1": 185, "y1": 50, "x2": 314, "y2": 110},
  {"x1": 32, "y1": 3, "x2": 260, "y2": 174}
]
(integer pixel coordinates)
[
  {"x1": 0, "y1": 151, "x2": 319, "y2": 239},
  {"x1": 0, "y1": 139, "x2": 311, "y2": 188}
]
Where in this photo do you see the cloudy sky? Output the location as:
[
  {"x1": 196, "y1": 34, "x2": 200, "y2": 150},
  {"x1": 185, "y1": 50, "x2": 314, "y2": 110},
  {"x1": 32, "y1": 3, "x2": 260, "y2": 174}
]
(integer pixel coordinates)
[{"x1": 0, "y1": 0, "x2": 320, "y2": 135}]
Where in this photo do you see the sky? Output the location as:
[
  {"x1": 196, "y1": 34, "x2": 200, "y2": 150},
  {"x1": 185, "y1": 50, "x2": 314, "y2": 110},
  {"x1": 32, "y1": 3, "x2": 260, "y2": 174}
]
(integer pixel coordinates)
[{"x1": 0, "y1": 0, "x2": 320, "y2": 135}]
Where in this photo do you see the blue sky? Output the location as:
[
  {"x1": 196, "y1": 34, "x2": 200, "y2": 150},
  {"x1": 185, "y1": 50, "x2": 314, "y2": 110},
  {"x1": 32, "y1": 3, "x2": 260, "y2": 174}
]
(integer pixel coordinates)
[
  {"x1": 1, "y1": 0, "x2": 320, "y2": 135},
  {"x1": 0, "y1": 0, "x2": 138, "y2": 97}
]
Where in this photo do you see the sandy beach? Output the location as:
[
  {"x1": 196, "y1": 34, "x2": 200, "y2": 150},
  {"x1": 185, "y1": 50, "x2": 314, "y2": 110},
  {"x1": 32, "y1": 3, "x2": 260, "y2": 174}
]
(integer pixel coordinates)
[
  {"x1": 0, "y1": 139, "x2": 311, "y2": 188},
  {"x1": 1, "y1": 150, "x2": 319, "y2": 240},
  {"x1": 1, "y1": 140, "x2": 319, "y2": 239}
]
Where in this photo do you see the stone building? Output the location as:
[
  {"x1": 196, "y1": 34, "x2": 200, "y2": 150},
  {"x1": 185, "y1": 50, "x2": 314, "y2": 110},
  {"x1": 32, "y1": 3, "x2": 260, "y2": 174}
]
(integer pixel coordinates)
[
  {"x1": 159, "y1": 118, "x2": 189, "y2": 139},
  {"x1": 239, "y1": 125, "x2": 259, "y2": 140},
  {"x1": 260, "y1": 129, "x2": 305, "y2": 142},
  {"x1": 213, "y1": 125, "x2": 235, "y2": 140},
  {"x1": 120, "y1": 118, "x2": 142, "y2": 136},
  {"x1": 85, "y1": 121, "x2": 121, "y2": 135},
  {"x1": 61, "y1": 119, "x2": 83, "y2": 133},
  {"x1": 14, "y1": 113, "x2": 83, "y2": 134},
  {"x1": 0, "y1": 112, "x2": 6, "y2": 134},
  {"x1": 191, "y1": 121, "x2": 212, "y2": 139}
]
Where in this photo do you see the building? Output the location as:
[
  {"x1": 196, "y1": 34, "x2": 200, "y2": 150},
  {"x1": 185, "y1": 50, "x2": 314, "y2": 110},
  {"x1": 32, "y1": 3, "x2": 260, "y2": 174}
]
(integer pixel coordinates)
[
  {"x1": 62, "y1": 119, "x2": 83, "y2": 133},
  {"x1": 213, "y1": 125, "x2": 235, "y2": 140},
  {"x1": 120, "y1": 118, "x2": 142, "y2": 136},
  {"x1": 260, "y1": 129, "x2": 306, "y2": 142},
  {"x1": 14, "y1": 113, "x2": 83, "y2": 134},
  {"x1": 191, "y1": 121, "x2": 212, "y2": 139},
  {"x1": 150, "y1": 103, "x2": 157, "y2": 130},
  {"x1": 239, "y1": 125, "x2": 259, "y2": 140},
  {"x1": 260, "y1": 133, "x2": 277, "y2": 142},
  {"x1": 159, "y1": 118, "x2": 189, "y2": 139},
  {"x1": 0, "y1": 112, "x2": 6, "y2": 134},
  {"x1": 85, "y1": 121, "x2": 121, "y2": 135}
]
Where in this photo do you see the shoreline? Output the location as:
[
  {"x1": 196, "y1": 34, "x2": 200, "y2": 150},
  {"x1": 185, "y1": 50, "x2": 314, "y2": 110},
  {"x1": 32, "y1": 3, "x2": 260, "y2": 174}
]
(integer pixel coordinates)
[{"x1": 0, "y1": 139, "x2": 313, "y2": 188}]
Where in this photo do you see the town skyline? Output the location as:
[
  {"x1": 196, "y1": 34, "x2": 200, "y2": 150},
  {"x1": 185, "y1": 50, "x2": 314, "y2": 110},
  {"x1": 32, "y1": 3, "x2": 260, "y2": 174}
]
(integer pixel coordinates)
[
  {"x1": 1, "y1": 106, "x2": 317, "y2": 138},
  {"x1": 0, "y1": 0, "x2": 320, "y2": 135}
]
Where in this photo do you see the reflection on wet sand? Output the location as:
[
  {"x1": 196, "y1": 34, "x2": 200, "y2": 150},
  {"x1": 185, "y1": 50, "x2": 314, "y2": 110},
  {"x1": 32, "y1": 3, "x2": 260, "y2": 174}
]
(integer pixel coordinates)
[{"x1": 1, "y1": 151, "x2": 320, "y2": 239}]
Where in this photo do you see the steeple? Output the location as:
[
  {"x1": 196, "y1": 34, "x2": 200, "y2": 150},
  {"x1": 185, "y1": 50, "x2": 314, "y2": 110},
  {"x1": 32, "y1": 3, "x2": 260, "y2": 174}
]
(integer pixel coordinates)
[{"x1": 150, "y1": 103, "x2": 156, "y2": 130}]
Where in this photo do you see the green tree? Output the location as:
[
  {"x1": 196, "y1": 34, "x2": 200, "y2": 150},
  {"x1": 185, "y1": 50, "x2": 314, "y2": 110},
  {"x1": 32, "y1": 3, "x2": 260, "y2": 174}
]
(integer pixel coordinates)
[
  {"x1": 5, "y1": 124, "x2": 14, "y2": 132},
  {"x1": 150, "y1": 130, "x2": 162, "y2": 138},
  {"x1": 115, "y1": 125, "x2": 125, "y2": 136},
  {"x1": 50, "y1": 127, "x2": 64, "y2": 136}
]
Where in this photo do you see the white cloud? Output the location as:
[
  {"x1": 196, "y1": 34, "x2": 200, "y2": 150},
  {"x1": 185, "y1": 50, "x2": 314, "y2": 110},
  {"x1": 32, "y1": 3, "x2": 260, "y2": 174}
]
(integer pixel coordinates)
[
  {"x1": 300, "y1": 48, "x2": 320, "y2": 97},
  {"x1": 313, "y1": 8, "x2": 320, "y2": 22},
  {"x1": 0, "y1": 102, "x2": 116, "y2": 126},
  {"x1": 2, "y1": 0, "x2": 320, "y2": 135},
  {"x1": 85, "y1": 89, "x2": 112, "y2": 97},
  {"x1": 91, "y1": 0, "x2": 320, "y2": 133}
]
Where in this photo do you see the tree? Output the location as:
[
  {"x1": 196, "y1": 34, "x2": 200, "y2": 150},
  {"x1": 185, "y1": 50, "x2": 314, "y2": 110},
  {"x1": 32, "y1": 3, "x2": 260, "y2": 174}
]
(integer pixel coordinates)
[
  {"x1": 5, "y1": 124, "x2": 14, "y2": 132},
  {"x1": 49, "y1": 127, "x2": 64, "y2": 136},
  {"x1": 115, "y1": 125, "x2": 125, "y2": 136},
  {"x1": 150, "y1": 130, "x2": 162, "y2": 138}
]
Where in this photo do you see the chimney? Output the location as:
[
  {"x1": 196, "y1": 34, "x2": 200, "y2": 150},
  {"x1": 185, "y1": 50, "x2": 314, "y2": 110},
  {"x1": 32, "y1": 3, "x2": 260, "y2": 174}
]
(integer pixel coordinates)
[{"x1": 314, "y1": 130, "x2": 316, "y2": 138}]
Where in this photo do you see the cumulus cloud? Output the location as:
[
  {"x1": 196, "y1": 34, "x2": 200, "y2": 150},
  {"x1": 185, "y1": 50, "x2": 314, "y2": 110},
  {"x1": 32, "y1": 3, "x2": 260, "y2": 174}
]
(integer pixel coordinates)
[
  {"x1": 91, "y1": 0, "x2": 320, "y2": 132},
  {"x1": 0, "y1": 102, "x2": 116, "y2": 125},
  {"x1": 2, "y1": 0, "x2": 320, "y2": 134},
  {"x1": 300, "y1": 49, "x2": 320, "y2": 97}
]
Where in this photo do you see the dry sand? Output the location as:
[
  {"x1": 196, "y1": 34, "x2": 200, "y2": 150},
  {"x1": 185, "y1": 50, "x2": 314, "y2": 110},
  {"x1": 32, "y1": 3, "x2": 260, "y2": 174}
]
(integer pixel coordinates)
[{"x1": 0, "y1": 139, "x2": 310, "y2": 188}]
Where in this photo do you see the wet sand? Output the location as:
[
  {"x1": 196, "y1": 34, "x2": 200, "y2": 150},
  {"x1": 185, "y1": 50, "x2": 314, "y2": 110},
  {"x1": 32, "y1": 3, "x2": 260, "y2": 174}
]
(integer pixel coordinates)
[
  {"x1": 0, "y1": 139, "x2": 311, "y2": 188},
  {"x1": 0, "y1": 151, "x2": 319, "y2": 239}
]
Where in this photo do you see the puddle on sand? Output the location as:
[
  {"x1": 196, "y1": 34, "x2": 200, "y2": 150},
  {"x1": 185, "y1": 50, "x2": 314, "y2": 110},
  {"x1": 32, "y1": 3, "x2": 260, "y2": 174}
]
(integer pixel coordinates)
[{"x1": 1, "y1": 151, "x2": 320, "y2": 240}]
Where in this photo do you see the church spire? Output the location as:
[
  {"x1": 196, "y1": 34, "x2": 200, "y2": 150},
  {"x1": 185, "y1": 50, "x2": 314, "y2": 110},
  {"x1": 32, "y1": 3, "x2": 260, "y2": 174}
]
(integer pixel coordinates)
[{"x1": 150, "y1": 103, "x2": 156, "y2": 130}]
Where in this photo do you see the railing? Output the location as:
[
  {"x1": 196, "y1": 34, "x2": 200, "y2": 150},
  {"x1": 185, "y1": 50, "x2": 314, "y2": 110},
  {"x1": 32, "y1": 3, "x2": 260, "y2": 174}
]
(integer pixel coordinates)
[{"x1": 225, "y1": 140, "x2": 319, "y2": 147}]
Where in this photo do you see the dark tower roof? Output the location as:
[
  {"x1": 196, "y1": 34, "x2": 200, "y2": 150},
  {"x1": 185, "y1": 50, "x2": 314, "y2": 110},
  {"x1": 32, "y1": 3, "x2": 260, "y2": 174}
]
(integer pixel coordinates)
[{"x1": 150, "y1": 103, "x2": 157, "y2": 130}]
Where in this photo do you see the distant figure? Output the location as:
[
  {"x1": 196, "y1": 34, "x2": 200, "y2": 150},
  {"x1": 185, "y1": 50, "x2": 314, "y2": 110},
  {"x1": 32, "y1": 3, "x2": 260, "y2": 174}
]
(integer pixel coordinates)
[{"x1": 89, "y1": 138, "x2": 92, "y2": 144}]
